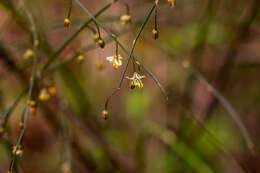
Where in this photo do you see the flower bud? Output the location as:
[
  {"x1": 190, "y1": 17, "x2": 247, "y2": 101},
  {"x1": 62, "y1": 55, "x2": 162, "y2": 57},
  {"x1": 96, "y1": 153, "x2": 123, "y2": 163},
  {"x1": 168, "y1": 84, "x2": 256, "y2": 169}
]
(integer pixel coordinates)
[
  {"x1": 168, "y1": 0, "x2": 176, "y2": 8},
  {"x1": 48, "y1": 86, "x2": 57, "y2": 96},
  {"x1": 97, "y1": 39, "x2": 105, "y2": 49},
  {"x1": 152, "y1": 29, "x2": 159, "y2": 40},
  {"x1": 102, "y1": 110, "x2": 109, "y2": 120},
  {"x1": 30, "y1": 107, "x2": 37, "y2": 116},
  {"x1": 93, "y1": 34, "x2": 99, "y2": 42},
  {"x1": 77, "y1": 55, "x2": 84, "y2": 62},
  {"x1": 120, "y1": 14, "x2": 131, "y2": 24},
  {"x1": 28, "y1": 100, "x2": 37, "y2": 116},
  {"x1": 64, "y1": 18, "x2": 71, "y2": 27},
  {"x1": 19, "y1": 121, "x2": 24, "y2": 129},
  {"x1": 13, "y1": 145, "x2": 23, "y2": 157},
  {"x1": 96, "y1": 62, "x2": 104, "y2": 71},
  {"x1": 39, "y1": 88, "x2": 50, "y2": 101},
  {"x1": 23, "y1": 49, "x2": 34, "y2": 59},
  {"x1": 0, "y1": 127, "x2": 5, "y2": 136}
]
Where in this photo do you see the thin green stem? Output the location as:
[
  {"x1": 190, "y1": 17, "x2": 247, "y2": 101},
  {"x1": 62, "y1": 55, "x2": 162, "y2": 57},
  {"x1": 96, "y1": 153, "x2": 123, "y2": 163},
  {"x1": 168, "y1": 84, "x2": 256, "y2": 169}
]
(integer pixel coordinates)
[{"x1": 9, "y1": 0, "x2": 39, "y2": 171}]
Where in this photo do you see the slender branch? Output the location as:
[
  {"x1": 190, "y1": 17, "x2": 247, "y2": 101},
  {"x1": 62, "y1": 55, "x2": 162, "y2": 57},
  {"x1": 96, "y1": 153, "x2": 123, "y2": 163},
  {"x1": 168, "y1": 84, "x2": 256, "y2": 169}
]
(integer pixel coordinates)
[{"x1": 9, "y1": 0, "x2": 40, "y2": 171}]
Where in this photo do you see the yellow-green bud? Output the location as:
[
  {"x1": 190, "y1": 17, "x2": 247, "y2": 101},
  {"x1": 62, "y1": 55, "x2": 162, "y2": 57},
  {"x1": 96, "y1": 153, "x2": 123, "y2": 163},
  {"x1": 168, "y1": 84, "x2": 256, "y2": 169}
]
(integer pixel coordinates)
[
  {"x1": 102, "y1": 110, "x2": 109, "y2": 120},
  {"x1": 152, "y1": 29, "x2": 159, "y2": 40}
]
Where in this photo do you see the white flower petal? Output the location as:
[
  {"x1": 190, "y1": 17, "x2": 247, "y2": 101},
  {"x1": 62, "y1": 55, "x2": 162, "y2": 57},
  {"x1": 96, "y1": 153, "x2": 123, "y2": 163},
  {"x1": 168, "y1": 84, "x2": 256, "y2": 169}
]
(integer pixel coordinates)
[{"x1": 106, "y1": 56, "x2": 114, "y2": 62}]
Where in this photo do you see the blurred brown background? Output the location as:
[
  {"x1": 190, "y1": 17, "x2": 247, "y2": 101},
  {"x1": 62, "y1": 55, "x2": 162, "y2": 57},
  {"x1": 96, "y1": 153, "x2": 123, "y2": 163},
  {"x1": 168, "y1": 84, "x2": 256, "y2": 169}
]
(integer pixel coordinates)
[{"x1": 0, "y1": 0, "x2": 260, "y2": 172}]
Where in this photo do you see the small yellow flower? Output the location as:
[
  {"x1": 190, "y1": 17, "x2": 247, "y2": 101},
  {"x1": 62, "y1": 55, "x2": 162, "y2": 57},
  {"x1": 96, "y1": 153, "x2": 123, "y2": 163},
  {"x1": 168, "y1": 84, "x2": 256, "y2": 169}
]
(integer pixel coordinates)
[
  {"x1": 102, "y1": 110, "x2": 109, "y2": 120},
  {"x1": 126, "y1": 72, "x2": 145, "y2": 88},
  {"x1": 64, "y1": 18, "x2": 71, "y2": 27},
  {"x1": 106, "y1": 54, "x2": 123, "y2": 68},
  {"x1": 23, "y1": 49, "x2": 34, "y2": 59},
  {"x1": 39, "y1": 88, "x2": 50, "y2": 101},
  {"x1": 168, "y1": 0, "x2": 176, "y2": 8},
  {"x1": 120, "y1": 14, "x2": 131, "y2": 24}
]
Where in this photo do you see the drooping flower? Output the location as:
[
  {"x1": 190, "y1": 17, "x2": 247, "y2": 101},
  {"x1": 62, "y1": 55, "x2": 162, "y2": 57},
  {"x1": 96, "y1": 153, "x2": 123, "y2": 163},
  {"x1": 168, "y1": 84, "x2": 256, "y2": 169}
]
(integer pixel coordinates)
[
  {"x1": 106, "y1": 54, "x2": 123, "y2": 68},
  {"x1": 126, "y1": 72, "x2": 145, "y2": 88}
]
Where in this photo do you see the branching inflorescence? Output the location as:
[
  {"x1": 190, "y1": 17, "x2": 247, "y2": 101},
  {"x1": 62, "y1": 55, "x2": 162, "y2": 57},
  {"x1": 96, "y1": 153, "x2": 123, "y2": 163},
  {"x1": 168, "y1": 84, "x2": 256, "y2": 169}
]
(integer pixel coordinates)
[{"x1": 73, "y1": 0, "x2": 171, "y2": 120}]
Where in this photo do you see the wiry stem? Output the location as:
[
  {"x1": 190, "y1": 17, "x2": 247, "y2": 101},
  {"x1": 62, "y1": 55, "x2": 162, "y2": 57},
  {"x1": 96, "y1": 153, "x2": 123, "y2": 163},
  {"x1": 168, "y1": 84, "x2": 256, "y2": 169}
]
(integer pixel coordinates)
[
  {"x1": 67, "y1": 0, "x2": 73, "y2": 18},
  {"x1": 9, "y1": 0, "x2": 39, "y2": 171}
]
